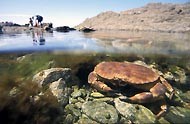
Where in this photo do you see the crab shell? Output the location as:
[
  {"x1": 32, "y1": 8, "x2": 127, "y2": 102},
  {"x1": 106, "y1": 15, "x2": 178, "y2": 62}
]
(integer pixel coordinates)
[{"x1": 94, "y1": 61, "x2": 159, "y2": 85}]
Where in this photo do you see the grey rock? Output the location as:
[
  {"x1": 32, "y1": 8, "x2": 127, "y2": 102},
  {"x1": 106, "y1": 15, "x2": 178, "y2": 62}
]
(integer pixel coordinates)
[
  {"x1": 71, "y1": 88, "x2": 87, "y2": 99},
  {"x1": 82, "y1": 101, "x2": 118, "y2": 123},
  {"x1": 64, "y1": 114, "x2": 74, "y2": 124},
  {"x1": 164, "y1": 106, "x2": 190, "y2": 123},
  {"x1": 77, "y1": 114, "x2": 99, "y2": 124},
  {"x1": 168, "y1": 66, "x2": 187, "y2": 84},
  {"x1": 65, "y1": 104, "x2": 82, "y2": 118},
  {"x1": 114, "y1": 98, "x2": 156, "y2": 123},
  {"x1": 49, "y1": 78, "x2": 72, "y2": 106},
  {"x1": 33, "y1": 68, "x2": 73, "y2": 87}
]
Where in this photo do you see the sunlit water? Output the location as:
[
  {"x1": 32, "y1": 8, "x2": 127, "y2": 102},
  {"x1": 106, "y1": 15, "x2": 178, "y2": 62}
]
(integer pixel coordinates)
[{"x1": 0, "y1": 30, "x2": 190, "y2": 56}]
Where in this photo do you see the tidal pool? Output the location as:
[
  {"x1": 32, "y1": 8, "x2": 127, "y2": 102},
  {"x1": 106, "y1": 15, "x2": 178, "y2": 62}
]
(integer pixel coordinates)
[{"x1": 0, "y1": 30, "x2": 190, "y2": 123}]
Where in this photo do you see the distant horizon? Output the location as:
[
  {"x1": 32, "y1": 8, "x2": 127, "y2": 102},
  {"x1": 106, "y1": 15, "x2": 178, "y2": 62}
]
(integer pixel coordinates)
[{"x1": 1, "y1": 0, "x2": 189, "y2": 27}]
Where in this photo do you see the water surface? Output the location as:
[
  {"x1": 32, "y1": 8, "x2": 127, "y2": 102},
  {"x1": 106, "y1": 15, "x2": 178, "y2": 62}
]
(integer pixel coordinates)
[{"x1": 0, "y1": 30, "x2": 189, "y2": 56}]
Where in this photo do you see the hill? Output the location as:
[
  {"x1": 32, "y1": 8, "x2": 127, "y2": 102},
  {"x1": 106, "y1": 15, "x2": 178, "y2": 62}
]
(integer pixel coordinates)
[{"x1": 76, "y1": 3, "x2": 190, "y2": 33}]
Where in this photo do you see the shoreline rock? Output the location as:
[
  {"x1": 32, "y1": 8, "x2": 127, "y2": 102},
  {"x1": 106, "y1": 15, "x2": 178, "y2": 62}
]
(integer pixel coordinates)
[
  {"x1": 56, "y1": 26, "x2": 76, "y2": 32},
  {"x1": 76, "y1": 3, "x2": 190, "y2": 33}
]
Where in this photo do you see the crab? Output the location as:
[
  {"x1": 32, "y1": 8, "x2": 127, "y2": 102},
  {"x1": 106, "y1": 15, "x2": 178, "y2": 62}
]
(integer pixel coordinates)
[{"x1": 88, "y1": 61, "x2": 174, "y2": 118}]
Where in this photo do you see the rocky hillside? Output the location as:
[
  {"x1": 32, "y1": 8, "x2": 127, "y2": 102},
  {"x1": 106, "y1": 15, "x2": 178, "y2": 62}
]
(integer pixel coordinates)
[{"x1": 76, "y1": 3, "x2": 190, "y2": 33}]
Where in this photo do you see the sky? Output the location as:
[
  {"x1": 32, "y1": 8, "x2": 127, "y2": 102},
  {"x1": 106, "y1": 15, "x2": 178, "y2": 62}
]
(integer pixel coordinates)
[{"x1": 0, "y1": 0, "x2": 189, "y2": 27}]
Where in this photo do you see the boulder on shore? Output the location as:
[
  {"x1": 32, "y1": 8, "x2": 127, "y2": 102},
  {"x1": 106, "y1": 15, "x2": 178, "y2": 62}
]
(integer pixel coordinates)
[
  {"x1": 56, "y1": 26, "x2": 76, "y2": 32},
  {"x1": 78, "y1": 27, "x2": 96, "y2": 33}
]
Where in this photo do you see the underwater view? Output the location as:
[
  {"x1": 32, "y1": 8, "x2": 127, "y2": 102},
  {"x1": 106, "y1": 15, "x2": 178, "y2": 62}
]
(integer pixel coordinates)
[{"x1": 1, "y1": 0, "x2": 190, "y2": 123}]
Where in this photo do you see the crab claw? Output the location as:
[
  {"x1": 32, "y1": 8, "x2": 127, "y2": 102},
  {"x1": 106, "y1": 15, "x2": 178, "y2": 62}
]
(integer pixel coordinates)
[{"x1": 88, "y1": 72, "x2": 113, "y2": 92}]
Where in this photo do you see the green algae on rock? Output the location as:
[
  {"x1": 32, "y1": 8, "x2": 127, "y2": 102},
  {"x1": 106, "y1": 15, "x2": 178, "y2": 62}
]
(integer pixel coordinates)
[
  {"x1": 114, "y1": 98, "x2": 156, "y2": 123},
  {"x1": 82, "y1": 101, "x2": 119, "y2": 123},
  {"x1": 164, "y1": 106, "x2": 190, "y2": 123}
]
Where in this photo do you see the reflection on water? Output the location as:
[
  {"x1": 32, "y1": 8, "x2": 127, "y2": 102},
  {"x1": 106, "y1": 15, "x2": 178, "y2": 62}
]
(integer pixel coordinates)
[
  {"x1": 0, "y1": 30, "x2": 189, "y2": 56},
  {"x1": 32, "y1": 30, "x2": 46, "y2": 45},
  {"x1": 83, "y1": 31, "x2": 190, "y2": 55}
]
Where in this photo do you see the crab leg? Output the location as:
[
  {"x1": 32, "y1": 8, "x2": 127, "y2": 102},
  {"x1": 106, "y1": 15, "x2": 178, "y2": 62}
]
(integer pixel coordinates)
[
  {"x1": 156, "y1": 100, "x2": 167, "y2": 119},
  {"x1": 128, "y1": 83, "x2": 166, "y2": 103},
  {"x1": 160, "y1": 77, "x2": 175, "y2": 99},
  {"x1": 126, "y1": 82, "x2": 168, "y2": 119},
  {"x1": 88, "y1": 72, "x2": 113, "y2": 92}
]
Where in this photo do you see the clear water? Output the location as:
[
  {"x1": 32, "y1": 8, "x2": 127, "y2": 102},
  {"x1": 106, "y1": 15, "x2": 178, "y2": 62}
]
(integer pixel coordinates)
[{"x1": 0, "y1": 30, "x2": 190, "y2": 56}]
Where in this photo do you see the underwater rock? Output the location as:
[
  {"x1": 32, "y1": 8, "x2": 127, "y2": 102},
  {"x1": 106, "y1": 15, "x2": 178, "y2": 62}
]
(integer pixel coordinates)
[
  {"x1": 77, "y1": 114, "x2": 99, "y2": 124},
  {"x1": 71, "y1": 88, "x2": 87, "y2": 99},
  {"x1": 49, "y1": 78, "x2": 72, "y2": 106},
  {"x1": 64, "y1": 104, "x2": 82, "y2": 123},
  {"x1": 114, "y1": 98, "x2": 156, "y2": 123},
  {"x1": 90, "y1": 92, "x2": 105, "y2": 98},
  {"x1": 82, "y1": 101, "x2": 118, "y2": 123},
  {"x1": 168, "y1": 66, "x2": 187, "y2": 85},
  {"x1": 172, "y1": 88, "x2": 190, "y2": 107},
  {"x1": 9, "y1": 87, "x2": 20, "y2": 97},
  {"x1": 164, "y1": 106, "x2": 190, "y2": 123},
  {"x1": 32, "y1": 68, "x2": 73, "y2": 87}
]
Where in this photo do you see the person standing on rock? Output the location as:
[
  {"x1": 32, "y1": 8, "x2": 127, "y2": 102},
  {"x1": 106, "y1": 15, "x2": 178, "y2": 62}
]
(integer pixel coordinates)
[
  {"x1": 32, "y1": 15, "x2": 43, "y2": 27},
  {"x1": 36, "y1": 15, "x2": 43, "y2": 27},
  {"x1": 29, "y1": 18, "x2": 33, "y2": 27}
]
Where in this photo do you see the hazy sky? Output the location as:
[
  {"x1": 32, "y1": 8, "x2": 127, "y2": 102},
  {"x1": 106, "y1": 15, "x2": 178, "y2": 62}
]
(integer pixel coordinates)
[{"x1": 0, "y1": 0, "x2": 189, "y2": 27}]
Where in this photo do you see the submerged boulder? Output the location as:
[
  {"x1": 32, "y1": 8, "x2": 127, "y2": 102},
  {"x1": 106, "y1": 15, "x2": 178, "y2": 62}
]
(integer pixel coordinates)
[
  {"x1": 33, "y1": 68, "x2": 73, "y2": 87},
  {"x1": 49, "y1": 78, "x2": 73, "y2": 106},
  {"x1": 164, "y1": 106, "x2": 190, "y2": 123},
  {"x1": 82, "y1": 101, "x2": 119, "y2": 123},
  {"x1": 114, "y1": 98, "x2": 156, "y2": 123}
]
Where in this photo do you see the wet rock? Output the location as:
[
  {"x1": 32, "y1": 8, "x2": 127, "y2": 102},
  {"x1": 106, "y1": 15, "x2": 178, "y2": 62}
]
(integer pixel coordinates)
[
  {"x1": 56, "y1": 26, "x2": 76, "y2": 32},
  {"x1": 77, "y1": 114, "x2": 99, "y2": 124},
  {"x1": 33, "y1": 68, "x2": 73, "y2": 87},
  {"x1": 63, "y1": 114, "x2": 74, "y2": 124},
  {"x1": 82, "y1": 101, "x2": 118, "y2": 123},
  {"x1": 49, "y1": 78, "x2": 72, "y2": 106},
  {"x1": 90, "y1": 92, "x2": 105, "y2": 98},
  {"x1": 164, "y1": 106, "x2": 190, "y2": 123},
  {"x1": 114, "y1": 98, "x2": 156, "y2": 123},
  {"x1": 172, "y1": 88, "x2": 190, "y2": 107},
  {"x1": 71, "y1": 88, "x2": 87, "y2": 99},
  {"x1": 79, "y1": 27, "x2": 95, "y2": 32},
  {"x1": 64, "y1": 104, "x2": 81, "y2": 122},
  {"x1": 9, "y1": 87, "x2": 20, "y2": 97},
  {"x1": 168, "y1": 66, "x2": 187, "y2": 84}
]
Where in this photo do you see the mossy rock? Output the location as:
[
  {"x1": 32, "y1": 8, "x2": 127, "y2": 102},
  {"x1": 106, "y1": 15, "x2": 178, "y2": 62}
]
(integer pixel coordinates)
[
  {"x1": 164, "y1": 106, "x2": 190, "y2": 123},
  {"x1": 82, "y1": 101, "x2": 119, "y2": 123},
  {"x1": 114, "y1": 98, "x2": 156, "y2": 123}
]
